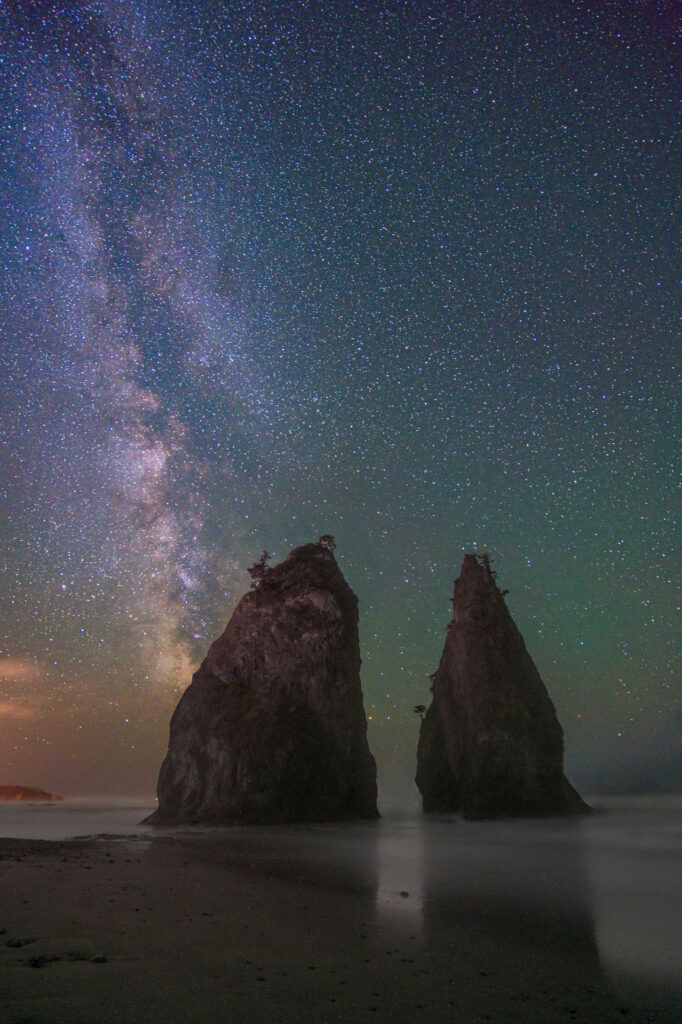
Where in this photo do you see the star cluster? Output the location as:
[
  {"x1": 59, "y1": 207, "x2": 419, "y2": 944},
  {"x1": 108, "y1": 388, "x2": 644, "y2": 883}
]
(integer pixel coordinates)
[{"x1": 0, "y1": 1, "x2": 679, "y2": 798}]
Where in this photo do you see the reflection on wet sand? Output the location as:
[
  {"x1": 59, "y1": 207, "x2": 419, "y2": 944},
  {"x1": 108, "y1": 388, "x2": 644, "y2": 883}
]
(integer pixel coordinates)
[
  {"x1": 139, "y1": 814, "x2": 680, "y2": 1022},
  {"x1": 421, "y1": 817, "x2": 599, "y2": 953},
  {"x1": 375, "y1": 816, "x2": 425, "y2": 931},
  {"x1": 144, "y1": 819, "x2": 382, "y2": 898},
  {"x1": 585, "y1": 796, "x2": 682, "y2": 1018},
  {"x1": 419, "y1": 816, "x2": 610, "y2": 1018}
]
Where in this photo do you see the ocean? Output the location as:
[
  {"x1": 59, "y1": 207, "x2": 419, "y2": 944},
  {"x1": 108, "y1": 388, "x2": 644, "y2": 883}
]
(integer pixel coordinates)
[
  {"x1": 1, "y1": 792, "x2": 679, "y2": 843},
  {"x1": 0, "y1": 798, "x2": 157, "y2": 840}
]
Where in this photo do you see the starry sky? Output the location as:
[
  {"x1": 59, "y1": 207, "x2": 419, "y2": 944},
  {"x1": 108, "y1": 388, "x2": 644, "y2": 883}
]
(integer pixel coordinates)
[{"x1": 0, "y1": 0, "x2": 679, "y2": 801}]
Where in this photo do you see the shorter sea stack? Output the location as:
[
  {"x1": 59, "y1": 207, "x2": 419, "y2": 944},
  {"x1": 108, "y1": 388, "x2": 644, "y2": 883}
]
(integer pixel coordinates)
[
  {"x1": 416, "y1": 554, "x2": 589, "y2": 819},
  {"x1": 148, "y1": 539, "x2": 378, "y2": 824}
]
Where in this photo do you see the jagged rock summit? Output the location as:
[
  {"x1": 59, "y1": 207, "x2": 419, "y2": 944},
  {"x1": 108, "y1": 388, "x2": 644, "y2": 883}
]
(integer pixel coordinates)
[
  {"x1": 416, "y1": 554, "x2": 589, "y2": 819},
  {"x1": 148, "y1": 539, "x2": 378, "y2": 824}
]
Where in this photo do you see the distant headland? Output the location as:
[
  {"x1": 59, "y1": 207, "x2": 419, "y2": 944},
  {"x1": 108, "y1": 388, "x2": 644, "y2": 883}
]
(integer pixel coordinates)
[{"x1": 0, "y1": 785, "x2": 63, "y2": 803}]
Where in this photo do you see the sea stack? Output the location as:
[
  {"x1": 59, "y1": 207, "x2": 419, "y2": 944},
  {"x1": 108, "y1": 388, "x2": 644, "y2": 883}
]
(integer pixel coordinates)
[
  {"x1": 416, "y1": 554, "x2": 589, "y2": 819},
  {"x1": 148, "y1": 539, "x2": 378, "y2": 824}
]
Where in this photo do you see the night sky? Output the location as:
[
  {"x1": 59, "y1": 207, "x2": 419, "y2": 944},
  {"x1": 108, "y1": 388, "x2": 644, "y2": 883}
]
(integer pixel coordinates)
[{"x1": 1, "y1": 1, "x2": 679, "y2": 802}]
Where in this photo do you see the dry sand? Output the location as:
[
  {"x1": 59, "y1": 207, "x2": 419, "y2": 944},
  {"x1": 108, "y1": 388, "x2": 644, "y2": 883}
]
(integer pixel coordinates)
[{"x1": 0, "y1": 817, "x2": 680, "y2": 1023}]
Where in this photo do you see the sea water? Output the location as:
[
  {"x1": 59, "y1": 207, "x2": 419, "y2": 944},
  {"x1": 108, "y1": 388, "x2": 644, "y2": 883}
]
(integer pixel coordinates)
[
  {"x1": 0, "y1": 798, "x2": 156, "y2": 840},
  {"x1": 1, "y1": 792, "x2": 679, "y2": 847}
]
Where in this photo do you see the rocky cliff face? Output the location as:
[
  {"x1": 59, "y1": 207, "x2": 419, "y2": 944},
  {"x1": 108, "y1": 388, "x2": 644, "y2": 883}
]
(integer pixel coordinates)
[
  {"x1": 148, "y1": 541, "x2": 378, "y2": 824},
  {"x1": 416, "y1": 555, "x2": 589, "y2": 819}
]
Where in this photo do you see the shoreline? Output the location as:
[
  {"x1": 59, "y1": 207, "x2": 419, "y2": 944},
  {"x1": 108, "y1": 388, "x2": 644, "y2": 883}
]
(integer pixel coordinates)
[{"x1": 1, "y1": 817, "x2": 681, "y2": 1024}]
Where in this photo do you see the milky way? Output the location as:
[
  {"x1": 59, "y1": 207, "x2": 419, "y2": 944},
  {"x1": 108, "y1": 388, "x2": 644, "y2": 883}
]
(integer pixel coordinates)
[{"x1": 0, "y1": 1, "x2": 679, "y2": 798}]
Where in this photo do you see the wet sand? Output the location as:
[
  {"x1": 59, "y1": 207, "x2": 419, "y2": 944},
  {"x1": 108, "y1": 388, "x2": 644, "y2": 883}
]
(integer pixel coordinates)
[{"x1": 1, "y1": 814, "x2": 680, "y2": 1023}]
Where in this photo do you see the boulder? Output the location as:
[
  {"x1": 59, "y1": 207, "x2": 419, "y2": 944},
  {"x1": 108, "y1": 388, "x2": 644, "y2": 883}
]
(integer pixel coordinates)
[
  {"x1": 416, "y1": 554, "x2": 589, "y2": 818},
  {"x1": 148, "y1": 540, "x2": 378, "y2": 824}
]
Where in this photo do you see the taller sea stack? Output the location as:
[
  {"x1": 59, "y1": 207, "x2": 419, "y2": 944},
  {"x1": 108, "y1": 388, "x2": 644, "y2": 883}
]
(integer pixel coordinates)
[
  {"x1": 148, "y1": 539, "x2": 378, "y2": 824},
  {"x1": 416, "y1": 554, "x2": 588, "y2": 819}
]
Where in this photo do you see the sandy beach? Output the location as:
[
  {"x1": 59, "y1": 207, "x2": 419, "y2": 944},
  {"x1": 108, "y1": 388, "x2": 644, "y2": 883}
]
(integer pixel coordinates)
[{"x1": 1, "y1": 807, "x2": 680, "y2": 1023}]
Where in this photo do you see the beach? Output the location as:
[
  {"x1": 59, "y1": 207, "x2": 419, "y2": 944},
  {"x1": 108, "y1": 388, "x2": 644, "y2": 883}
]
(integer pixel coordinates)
[{"x1": 1, "y1": 799, "x2": 680, "y2": 1023}]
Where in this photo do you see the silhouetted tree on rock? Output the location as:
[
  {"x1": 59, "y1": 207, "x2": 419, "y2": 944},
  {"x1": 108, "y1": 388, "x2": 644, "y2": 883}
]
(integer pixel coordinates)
[{"x1": 247, "y1": 550, "x2": 272, "y2": 589}]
